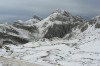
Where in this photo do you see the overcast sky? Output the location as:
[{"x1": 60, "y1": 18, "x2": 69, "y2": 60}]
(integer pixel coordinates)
[{"x1": 0, "y1": 0, "x2": 100, "y2": 23}]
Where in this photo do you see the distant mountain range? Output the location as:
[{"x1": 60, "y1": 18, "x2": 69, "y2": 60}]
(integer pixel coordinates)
[{"x1": 0, "y1": 10, "x2": 100, "y2": 45}]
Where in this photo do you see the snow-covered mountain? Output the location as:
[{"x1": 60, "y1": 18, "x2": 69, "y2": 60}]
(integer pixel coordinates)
[
  {"x1": 35, "y1": 10, "x2": 87, "y2": 39},
  {"x1": 0, "y1": 16, "x2": 42, "y2": 45},
  {"x1": 0, "y1": 10, "x2": 87, "y2": 45},
  {"x1": 0, "y1": 10, "x2": 100, "y2": 66}
]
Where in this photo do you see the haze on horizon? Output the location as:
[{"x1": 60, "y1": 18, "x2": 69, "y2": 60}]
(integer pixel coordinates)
[{"x1": 0, "y1": 0, "x2": 100, "y2": 23}]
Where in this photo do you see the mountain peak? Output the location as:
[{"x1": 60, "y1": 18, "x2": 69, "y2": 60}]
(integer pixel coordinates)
[
  {"x1": 48, "y1": 9, "x2": 72, "y2": 21},
  {"x1": 52, "y1": 9, "x2": 62, "y2": 13},
  {"x1": 52, "y1": 9, "x2": 71, "y2": 17},
  {"x1": 32, "y1": 15, "x2": 42, "y2": 21}
]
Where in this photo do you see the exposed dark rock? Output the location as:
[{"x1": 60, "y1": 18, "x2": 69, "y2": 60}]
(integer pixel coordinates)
[
  {"x1": 81, "y1": 24, "x2": 88, "y2": 32},
  {"x1": 0, "y1": 32, "x2": 29, "y2": 44},
  {"x1": 0, "y1": 46, "x2": 2, "y2": 48},
  {"x1": 54, "y1": 15, "x2": 67, "y2": 21},
  {"x1": 78, "y1": 22, "x2": 85, "y2": 29},
  {"x1": 44, "y1": 23, "x2": 73, "y2": 39},
  {"x1": 95, "y1": 23, "x2": 100, "y2": 28},
  {"x1": 3, "y1": 41, "x2": 14, "y2": 45},
  {"x1": 89, "y1": 19, "x2": 96, "y2": 25},
  {"x1": 32, "y1": 15, "x2": 42, "y2": 21},
  {"x1": 63, "y1": 11, "x2": 71, "y2": 17},
  {"x1": 14, "y1": 24, "x2": 38, "y2": 33},
  {"x1": 50, "y1": 14, "x2": 69, "y2": 22},
  {"x1": 73, "y1": 16, "x2": 85, "y2": 22},
  {"x1": 6, "y1": 28, "x2": 19, "y2": 34},
  {"x1": 4, "y1": 46, "x2": 10, "y2": 50}
]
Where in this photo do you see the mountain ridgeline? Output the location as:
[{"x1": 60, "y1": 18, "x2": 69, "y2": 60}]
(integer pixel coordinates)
[{"x1": 0, "y1": 10, "x2": 100, "y2": 45}]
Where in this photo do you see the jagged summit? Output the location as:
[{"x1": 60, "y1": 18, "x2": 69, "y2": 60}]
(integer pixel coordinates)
[
  {"x1": 49, "y1": 9, "x2": 73, "y2": 22},
  {"x1": 32, "y1": 15, "x2": 42, "y2": 21},
  {"x1": 52, "y1": 9, "x2": 71, "y2": 16}
]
